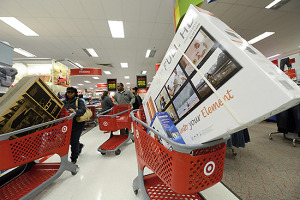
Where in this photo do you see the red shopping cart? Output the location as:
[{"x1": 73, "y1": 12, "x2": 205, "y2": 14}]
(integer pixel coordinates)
[
  {"x1": 131, "y1": 108, "x2": 229, "y2": 200},
  {"x1": 0, "y1": 109, "x2": 78, "y2": 200},
  {"x1": 97, "y1": 104, "x2": 134, "y2": 155}
]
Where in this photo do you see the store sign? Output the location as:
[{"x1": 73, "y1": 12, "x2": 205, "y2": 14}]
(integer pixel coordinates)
[
  {"x1": 137, "y1": 76, "x2": 147, "y2": 89},
  {"x1": 138, "y1": 89, "x2": 148, "y2": 94},
  {"x1": 97, "y1": 83, "x2": 107, "y2": 88},
  {"x1": 107, "y1": 79, "x2": 117, "y2": 91},
  {"x1": 70, "y1": 68, "x2": 102, "y2": 76},
  {"x1": 284, "y1": 69, "x2": 296, "y2": 80}
]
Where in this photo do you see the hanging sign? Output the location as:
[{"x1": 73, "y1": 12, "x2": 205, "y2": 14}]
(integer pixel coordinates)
[
  {"x1": 137, "y1": 76, "x2": 147, "y2": 89},
  {"x1": 107, "y1": 79, "x2": 117, "y2": 91},
  {"x1": 70, "y1": 68, "x2": 102, "y2": 76},
  {"x1": 97, "y1": 83, "x2": 107, "y2": 88}
]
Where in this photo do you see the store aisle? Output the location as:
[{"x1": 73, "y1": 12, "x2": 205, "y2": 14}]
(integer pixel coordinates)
[{"x1": 33, "y1": 127, "x2": 143, "y2": 200}]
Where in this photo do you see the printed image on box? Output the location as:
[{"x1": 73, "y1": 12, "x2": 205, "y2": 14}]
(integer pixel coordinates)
[
  {"x1": 143, "y1": 5, "x2": 300, "y2": 144},
  {"x1": 148, "y1": 112, "x2": 185, "y2": 150}
]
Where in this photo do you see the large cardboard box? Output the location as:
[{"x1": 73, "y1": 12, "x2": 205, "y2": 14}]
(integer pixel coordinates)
[
  {"x1": 0, "y1": 76, "x2": 63, "y2": 136},
  {"x1": 143, "y1": 5, "x2": 300, "y2": 144}
]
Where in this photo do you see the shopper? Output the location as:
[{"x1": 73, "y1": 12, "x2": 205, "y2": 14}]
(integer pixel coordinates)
[
  {"x1": 101, "y1": 91, "x2": 114, "y2": 112},
  {"x1": 63, "y1": 87, "x2": 86, "y2": 164},
  {"x1": 131, "y1": 87, "x2": 143, "y2": 110},
  {"x1": 114, "y1": 83, "x2": 135, "y2": 106},
  {"x1": 114, "y1": 83, "x2": 135, "y2": 135}
]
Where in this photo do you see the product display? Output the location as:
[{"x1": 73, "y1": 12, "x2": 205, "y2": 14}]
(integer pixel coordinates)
[
  {"x1": 143, "y1": 5, "x2": 300, "y2": 144},
  {"x1": 0, "y1": 76, "x2": 63, "y2": 137}
]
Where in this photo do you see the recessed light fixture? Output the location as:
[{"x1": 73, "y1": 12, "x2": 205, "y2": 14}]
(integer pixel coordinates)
[
  {"x1": 120, "y1": 63, "x2": 128, "y2": 68},
  {"x1": 108, "y1": 21, "x2": 124, "y2": 38},
  {"x1": 267, "y1": 54, "x2": 281, "y2": 59},
  {"x1": 92, "y1": 77, "x2": 100, "y2": 79},
  {"x1": 124, "y1": 76, "x2": 129, "y2": 79},
  {"x1": 0, "y1": 17, "x2": 39, "y2": 36},
  {"x1": 126, "y1": 82, "x2": 130, "y2": 84},
  {"x1": 248, "y1": 32, "x2": 275, "y2": 44},
  {"x1": 83, "y1": 48, "x2": 99, "y2": 57},
  {"x1": 14, "y1": 48, "x2": 36, "y2": 57},
  {"x1": 142, "y1": 71, "x2": 147, "y2": 74},
  {"x1": 104, "y1": 71, "x2": 111, "y2": 75},
  {"x1": 84, "y1": 80, "x2": 91, "y2": 83},
  {"x1": 145, "y1": 49, "x2": 151, "y2": 58},
  {"x1": 89, "y1": 87, "x2": 94, "y2": 89},
  {"x1": 75, "y1": 63, "x2": 84, "y2": 68},
  {"x1": 78, "y1": 84, "x2": 84, "y2": 86},
  {"x1": 265, "y1": 0, "x2": 281, "y2": 9}
]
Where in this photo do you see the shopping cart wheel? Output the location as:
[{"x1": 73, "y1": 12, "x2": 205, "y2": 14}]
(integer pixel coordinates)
[
  {"x1": 71, "y1": 166, "x2": 79, "y2": 176},
  {"x1": 293, "y1": 139, "x2": 296, "y2": 147},
  {"x1": 134, "y1": 189, "x2": 138, "y2": 195},
  {"x1": 101, "y1": 152, "x2": 106, "y2": 155},
  {"x1": 115, "y1": 149, "x2": 121, "y2": 155},
  {"x1": 131, "y1": 139, "x2": 135, "y2": 143},
  {"x1": 269, "y1": 133, "x2": 272, "y2": 140}
]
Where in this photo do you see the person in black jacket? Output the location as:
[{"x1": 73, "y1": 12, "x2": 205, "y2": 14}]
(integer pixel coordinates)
[
  {"x1": 132, "y1": 87, "x2": 143, "y2": 110},
  {"x1": 63, "y1": 87, "x2": 86, "y2": 164},
  {"x1": 101, "y1": 91, "x2": 114, "y2": 112}
]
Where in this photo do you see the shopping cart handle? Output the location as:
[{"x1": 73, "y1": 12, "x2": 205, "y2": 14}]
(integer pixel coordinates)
[
  {"x1": 0, "y1": 112, "x2": 76, "y2": 141},
  {"x1": 130, "y1": 110, "x2": 230, "y2": 153},
  {"x1": 97, "y1": 108, "x2": 133, "y2": 118}
]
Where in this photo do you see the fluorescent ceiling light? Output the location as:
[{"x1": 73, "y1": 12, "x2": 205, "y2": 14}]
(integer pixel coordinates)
[
  {"x1": 265, "y1": 0, "x2": 281, "y2": 9},
  {"x1": 120, "y1": 63, "x2": 128, "y2": 68},
  {"x1": 14, "y1": 48, "x2": 36, "y2": 57},
  {"x1": 78, "y1": 84, "x2": 84, "y2": 86},
  {"x1": 267, "y1": 54, "x2": 281, "y2": 59},
  {"x1": 145, "y1": 49, "x2": 151, "y2": 58},
  {"x1": 108, "y1": 21, "x2": 124, "y2": 38},
  {"x1": 73, "y1": 86, "x2": 78, "y2": 88},
  {"x1": 92, "y1": 77, "x2": 100, "y2": 79},
  {"x1": 248, "y1": 32, "x2": 275, "y2": 44},
  {"x1": 75, "y1": 62, "x2": 84, "y2": 69},
  {"x1": 0, "y1": 17, "x2": 39, "y2": 36},
  {"x1": 84, "y1": 80, "x2": 91, "y2": 83},
  {"x1": 142, "y1": 71, "x2": 147, "y2": 74},
  {"x1": 126, "y1": 82, "x2": 130, "y2": 85},
  {"x1": 104, "y1": 71, "x2": 111, "y2": 75},
  {"x1": 89, "y1": 87, "x2": 94, "y2": 89},
  {"x1": 124, "y1": 76, "x2": 129, "y2": 79},
  {"x1": 83, "y1": 48, "x2": 99, "y2": 57}
]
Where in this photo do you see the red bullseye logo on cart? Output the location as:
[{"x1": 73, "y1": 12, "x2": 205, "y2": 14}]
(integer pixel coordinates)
[
  {"x1": 204, "y1": 161, "x2": 215, "y2": 176},
  {"x1": 62, "y1": 126, "x2": 67, "y2": 133},
  {"x1": 103, "y1": 121, "x2": 108, "y2": 126}
]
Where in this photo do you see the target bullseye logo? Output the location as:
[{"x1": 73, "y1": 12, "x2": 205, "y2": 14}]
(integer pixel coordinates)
[
  {"x1": 204, "y1": 161, "x2": 215, "y2": 176},
  {"x1": 62, "y1": 126, "x2": 67, "y2": 133},
  {"x1": 103, "y1": 121, "x2": 108, "y2": 126}
]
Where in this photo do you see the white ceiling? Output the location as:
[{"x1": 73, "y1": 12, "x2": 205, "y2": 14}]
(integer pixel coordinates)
[{"x1": 1, "y1": 0, "x2": 300, "y2": 92}]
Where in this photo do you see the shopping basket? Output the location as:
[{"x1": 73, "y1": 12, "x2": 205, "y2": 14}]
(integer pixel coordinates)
[
  {"x1": 97, "y1": 104, "x2": 134, "y2": 155},
  {"x1": 0, "y1": 109, "x2": 78, "y2": 200},
  {"x1": 131, "y1": 109, "x2": 229, "y2": 200}
]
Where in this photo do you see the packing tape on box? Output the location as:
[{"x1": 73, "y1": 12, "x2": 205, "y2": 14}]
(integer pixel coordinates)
[{"x1": 176, "y1": 45, "x2": 243, "y2": 125}]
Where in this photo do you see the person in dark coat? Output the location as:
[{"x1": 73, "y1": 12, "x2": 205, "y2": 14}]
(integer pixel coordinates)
[
  {"x1": 101, "y1": 91, "x2": 114, "y2": 112},
  {"x1": 132, "y1": 87, "x2": 143, "y2": 110},
  {"x1": 62, "y1": 87, "x2": 86, "y2": 164}
]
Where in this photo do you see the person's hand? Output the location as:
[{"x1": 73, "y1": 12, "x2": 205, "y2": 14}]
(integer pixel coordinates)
[{"x1": 68, "y1": 108, "x2": 75, "y2": 113}]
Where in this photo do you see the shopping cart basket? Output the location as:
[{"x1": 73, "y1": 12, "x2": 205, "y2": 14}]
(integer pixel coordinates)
[
  {"x1": 0, "y1": 109, "x2": 78, "y2": 200},
  {"x1": 97, "y1": 104, "x2": 134, "y2": 155},
  {"x1": 131, "y1": 109, "x2": 230, "y2": 200}
]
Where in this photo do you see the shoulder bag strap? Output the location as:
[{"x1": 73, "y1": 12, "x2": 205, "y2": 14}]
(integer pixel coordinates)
[{"x1": 75, "y1": 98, "x2": 78, "y2": 110}]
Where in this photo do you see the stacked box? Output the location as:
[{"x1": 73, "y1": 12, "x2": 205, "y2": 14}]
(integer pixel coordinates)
[
  {"x1": 143, "y1": 5, "x2": 300, "y2": 144},
  {"x1": 0, "y1": 76, "x2": 63, "y2": 137}
]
